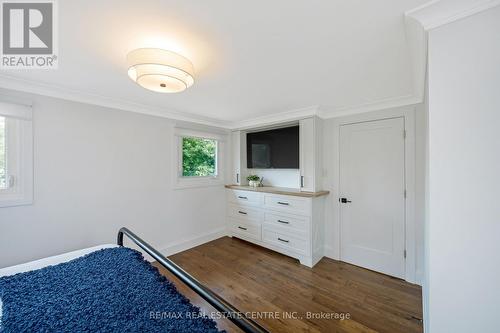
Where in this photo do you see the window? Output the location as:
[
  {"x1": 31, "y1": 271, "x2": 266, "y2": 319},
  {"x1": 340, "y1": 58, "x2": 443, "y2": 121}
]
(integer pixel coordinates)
[
  {"x1": 173, "y1": 128, "x2": 225, "y2": 189},
  {"x1": 182, "y1": 137, "x2": 217, "y2": 177},
  {"x1": 0, "y1": 101, "x2": 33, "y2": 208}
]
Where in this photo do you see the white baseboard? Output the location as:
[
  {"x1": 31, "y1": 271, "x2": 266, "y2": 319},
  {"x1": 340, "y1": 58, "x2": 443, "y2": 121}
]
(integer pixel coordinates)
[
  {"x1": 323, "y1": 245, "x2": 339, "y2": 260},
  {"x1": 138, "y1": 227, "x2": 226, "y2": 262},
  {"x1": 415, "y1": 269, "x2": 424, "y2": 286},
  {"x1": 159, "y1": 227, "x2": 227, "y2": 257}
]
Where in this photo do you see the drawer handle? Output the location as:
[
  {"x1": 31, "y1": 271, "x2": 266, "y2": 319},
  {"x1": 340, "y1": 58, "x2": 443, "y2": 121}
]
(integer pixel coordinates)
[
  {"x1": 238, "y1": 196, "x2": 248, "y2": 200},
  {"x1": 277, "y1": 219, "x2": 290, "y2": 224},
  {"x1": 277, "y1": 202, "x2": 289, "y2": 206},
  {"x1": 238, "y1": 211, "x2": 247, "y2": 215},
  {"x1": 238, "y1": 226, "x2": 247, "y2": 231},
  {"x1": 278, "y1": 237, "x2": 289, "y2": 243}
]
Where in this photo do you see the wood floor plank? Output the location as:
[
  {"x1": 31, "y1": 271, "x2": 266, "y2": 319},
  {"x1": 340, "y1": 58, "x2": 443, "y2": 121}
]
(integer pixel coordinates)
[{"x1": 153, "y1": 236, "x2": 423, "y2": 333}]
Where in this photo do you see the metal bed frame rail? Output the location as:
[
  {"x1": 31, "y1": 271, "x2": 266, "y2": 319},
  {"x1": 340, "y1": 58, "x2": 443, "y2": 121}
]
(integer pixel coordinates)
[{"x1": 117, "y1": 227, "x2": 269, "y2": 333}]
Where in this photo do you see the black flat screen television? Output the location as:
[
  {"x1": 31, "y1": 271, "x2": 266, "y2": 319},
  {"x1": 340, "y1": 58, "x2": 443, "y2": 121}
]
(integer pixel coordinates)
[{"x1": 246, "y1": 125, "x2": 299, "y2": 169}]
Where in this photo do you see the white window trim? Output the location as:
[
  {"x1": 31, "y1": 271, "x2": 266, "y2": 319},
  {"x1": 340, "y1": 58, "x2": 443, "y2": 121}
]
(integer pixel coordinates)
[
  {"x1": 0, "y1": 101, "x2": 33, "y2": 208},
  {"x1": 172, "y1": 127, "x2": 226, "y2": 190}
]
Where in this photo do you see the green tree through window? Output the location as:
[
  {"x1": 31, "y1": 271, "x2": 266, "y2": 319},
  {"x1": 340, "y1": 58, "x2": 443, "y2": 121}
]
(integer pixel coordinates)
[{"x1": 182, "y1": 137, "x2": 217, "y2": 177}]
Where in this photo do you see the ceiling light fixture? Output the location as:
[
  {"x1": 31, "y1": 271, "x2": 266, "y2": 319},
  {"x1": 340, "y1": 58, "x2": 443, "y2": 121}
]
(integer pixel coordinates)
[{"x1": 127, "y1": 48, "x2": 195, "y2": 93}]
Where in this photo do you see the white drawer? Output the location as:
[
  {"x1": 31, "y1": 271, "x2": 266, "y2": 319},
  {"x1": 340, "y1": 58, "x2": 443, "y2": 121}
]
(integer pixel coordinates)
[
  {"x1": 264, "y1": 212, "x2": 309, "y2": 232},
  {"x1": 262, "y1": 226, "x2": 309, "y2": 255},
  {"x1": 263, "y1": 194, "x2": 311, "y2": 215},
  {"x1": 230, "y1": 219, "x2": 261, "y2": 241},
  {"x1": 227, "y1": 190, "x2": 263, "y2": 207},
  {"x1": 227, "y1": 203, "x2": 263, "y2": 222}
]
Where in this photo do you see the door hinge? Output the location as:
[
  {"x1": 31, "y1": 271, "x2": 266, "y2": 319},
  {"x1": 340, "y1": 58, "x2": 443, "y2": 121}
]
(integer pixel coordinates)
[
  {"x1": 404, "y1": 189, "x2": 407, "y2": 199},
  {"x1": 403, "y1": 130, "x2": 407, "y2": 139},
  {"x1": 404, "y1": 250, "x2": 407, "y2": 259}
]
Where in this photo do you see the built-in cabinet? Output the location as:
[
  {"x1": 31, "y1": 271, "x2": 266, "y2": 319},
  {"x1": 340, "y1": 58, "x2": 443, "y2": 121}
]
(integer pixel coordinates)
[
  {"x1": 299, "y1": 117, "x2": 322, "y2": 192},
  {"x1": 230, "y1": 131, "x2": 242, "y2": 184},
  {"x1": 230, "y1": 116, "x2": 323, "y2": 191},
  {"x1": 227, "y1": 117, "x2": 327, "y2": 266},
  {"x1": 226, "y1": 186, "x2": 328, "y2": 267}
]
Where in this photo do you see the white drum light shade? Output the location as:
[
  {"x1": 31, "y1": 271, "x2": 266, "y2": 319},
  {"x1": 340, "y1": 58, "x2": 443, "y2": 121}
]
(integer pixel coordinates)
[{"x1": 127, "y1": 48, "x2": 195, "y2": 93}]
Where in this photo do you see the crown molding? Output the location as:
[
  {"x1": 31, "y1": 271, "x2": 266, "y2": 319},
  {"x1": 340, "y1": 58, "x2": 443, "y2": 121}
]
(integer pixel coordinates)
[
  {"x1": 406, "y1": 0, "x2": 500, "y2": 30},
  {"x1": 229, "y1": 105, "x2": 320, "y2": 130},
  {"x1": 228, "y1": 93, "x2": 423, "y2": 129},
  {"x1": 318, "y1": 94, "x2": 421, "y2": 119},
  {"x1": 0, "y1": 74, "x2": 232, "y2": 128},
  {"x1": 0, "y1": 78, "x2": 423, "y2": 130}
]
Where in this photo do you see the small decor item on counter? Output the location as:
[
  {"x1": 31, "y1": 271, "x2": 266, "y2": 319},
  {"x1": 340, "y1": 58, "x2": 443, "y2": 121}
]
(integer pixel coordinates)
[{"x1": 247, "y1": 175, "x2": 261, "y2": 187}]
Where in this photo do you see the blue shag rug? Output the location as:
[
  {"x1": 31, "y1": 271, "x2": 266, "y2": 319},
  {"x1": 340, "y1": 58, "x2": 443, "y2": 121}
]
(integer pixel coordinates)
[{"x1": 0, "y1": 247, "x2": 223, "y2": 332}]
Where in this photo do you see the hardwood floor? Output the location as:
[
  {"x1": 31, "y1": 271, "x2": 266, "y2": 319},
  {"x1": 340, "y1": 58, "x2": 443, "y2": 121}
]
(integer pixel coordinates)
[{"x1": 153, "y1": 236, "x2": 423, "y2": 333}]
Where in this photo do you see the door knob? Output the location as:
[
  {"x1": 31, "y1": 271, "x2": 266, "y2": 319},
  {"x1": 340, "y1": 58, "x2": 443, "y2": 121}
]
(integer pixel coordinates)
[{"x1": 340, "y1": 197, "x2": 352, "y2": 203}]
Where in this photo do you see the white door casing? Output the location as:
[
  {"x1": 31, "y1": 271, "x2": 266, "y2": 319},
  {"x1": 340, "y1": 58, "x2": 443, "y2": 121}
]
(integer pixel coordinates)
[{"x1": 339, "y1": 117, "x2": 406, "y2": 278}]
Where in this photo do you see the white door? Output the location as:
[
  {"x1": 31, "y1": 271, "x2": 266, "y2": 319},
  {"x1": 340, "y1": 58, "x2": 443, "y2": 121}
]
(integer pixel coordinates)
[{"x1": 339, "y1": 117, "x2": 406, "y2": 278}]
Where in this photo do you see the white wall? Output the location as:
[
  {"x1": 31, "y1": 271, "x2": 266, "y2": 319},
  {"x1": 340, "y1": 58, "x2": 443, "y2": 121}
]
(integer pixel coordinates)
[
  {"x1": 426, "y1": 6, "x2": 500, "y2": 332},
  {"x1": 415, "y1": 102, "x2": 427, "y2": 284},
  {"x1": 0, "y1": 90, "x2": 228, "y2": 268},
  {"x1": 322, "y1": 105, "x2": 427, "y2": 285}
]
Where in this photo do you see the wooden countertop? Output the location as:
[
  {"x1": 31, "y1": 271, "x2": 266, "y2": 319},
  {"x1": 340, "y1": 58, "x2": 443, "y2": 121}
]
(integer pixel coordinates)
[{"x1": 224, "y1": 185, "x2": 330, "y2": 198}]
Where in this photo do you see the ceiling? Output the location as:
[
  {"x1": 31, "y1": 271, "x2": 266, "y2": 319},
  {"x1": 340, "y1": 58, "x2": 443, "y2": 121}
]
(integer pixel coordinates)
[{"x1": 0, "y1": 0, "x2": 430, "y2": 127}]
